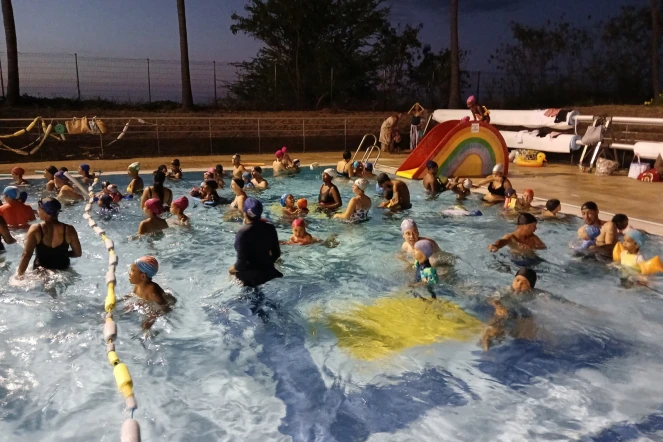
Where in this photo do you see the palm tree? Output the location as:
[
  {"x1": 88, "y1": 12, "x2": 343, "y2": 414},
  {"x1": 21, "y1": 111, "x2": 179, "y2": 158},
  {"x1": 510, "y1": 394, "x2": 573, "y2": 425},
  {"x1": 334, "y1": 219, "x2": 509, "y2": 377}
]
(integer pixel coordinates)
[
  {"x1": 448, "y1": 0, "x2": 461, "y2": 109},
  {"x1": 1, "y1": 0, "x2": 19, "y2": 105},
  {"x1": 177, "y1": 0, "x2": 194, "y2": 109},
  {"x1": 651, "y1": 0, "x2": 661, "y2": 98}
]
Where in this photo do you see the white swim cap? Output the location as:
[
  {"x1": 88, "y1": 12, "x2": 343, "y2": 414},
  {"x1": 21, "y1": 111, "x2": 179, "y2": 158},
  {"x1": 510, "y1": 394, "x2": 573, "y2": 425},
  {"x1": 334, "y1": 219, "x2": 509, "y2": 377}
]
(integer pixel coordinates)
[
  {"x1": 493, "y1": 164, "x2": 504, "y2": 173},
  {"x1": 323, "y1": 168, "x2": 335, "y2": 178},
  {"x1": 354, "y1": 178, "x2": 369, "y2": 191},
  {"x1": 463, "y1": 178, "x2": 472, "y2": 188}
]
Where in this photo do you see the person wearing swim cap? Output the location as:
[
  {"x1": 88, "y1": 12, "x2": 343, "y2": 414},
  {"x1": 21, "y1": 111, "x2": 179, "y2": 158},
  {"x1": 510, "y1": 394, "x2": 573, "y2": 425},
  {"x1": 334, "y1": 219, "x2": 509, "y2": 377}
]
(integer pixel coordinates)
[
  {"x1": 281, "y1": 146, "x2": 294, "y2": 167},
  {"x1": 280, "y1": 193, "x2": 299, "y2": 216},
  {"x1": 614, "y1": 229, "x2": 647, "y2": 270},
  {"x1": 336, "y1": 150, "x2": 354, "y2": 178},
  {"x1": 285, "y1": 218, "x2": 318, "y2": 245},
  {"x1": 230, "y1": 178, "x2": 248, "y2": 216},
  {"x1": 447, "y1": 177, "x2": 472, "y2": 200},
  {"x1": 363, "y1": 162, "x2": 376, "y2": 179},
  {"x1": 292, "y1": 158, "x2": 301, "y2": 173},
  {"x1": 53, "y1": 171, "x2": 84, "y2": 202},
  {"x1": 540, "y1": 199, "x2": 562, "y2": 219},
  {"x1": 422, "y1": 161, "x2": 446, "y2": 194},
  {"x1": 488, "y1": 213, "x2": 546, "y2": 253},
  {"x1": 334, "y1": 178, "x2": 371, "y2": 222},
  {"x1": 129, "y1": 256, "x2": 175, "y2": 329},
  {"x1": 11, "y1": 167, "x2": 29, "y2": 185},
  {"x1": 232, "y1": 154, "x2": 248, "y2": 180},
  {"x1": 574, "y1": 225, "x2": 601, "y2": 252},
  {"x1": 18, "y1": 191, "x2": 28, "y2": 204},
  {"x1": 78, "y1": 164, "x2": 95, "y2": 184},
  {"x1": 596, "y1": 213, "x2": 628, "y2": 253},
  {"x1": 203, "y1": 168, "x2": 215, "y2": 182},
  {"x1": 517, "y1": 189, "x2": 535, "y2": 211},
  {"x1": 413, "y1": 239, "x2": 439, "y2": 285},
  {"x1": 138, "y1": 198, "x2": 169, "y2": 235},
  {"x1": 400, "y1": 219, "x2": 442, "y2": 266},
  {"x1": 169, "y1": 159, "x2": 183, "y2": 180},
  {"x1": 352, "y1": 161, "x2": 365, "y2": 178},
  {"x1": 229, "y1": 197, "x2": 283, "y2": 287},
  {"x1": 169, "y1": 196, "x2": 189, "y2": 225},
  {"x1": 318, "y1": 169, "x2": 342, "y2": 211},
  {"x1": 242, "y1": 172, "x2": 256, "y2": 189},
  {"x1": 474, "y1": 164, "x2": 512, "y2": 203},
  {"x1": 378, "y1": 173, "x2": 411, "y2": 210},
  {"x1": 17, "y1": 197, "x2": 82, "y2": 276},
  {"x1": 140, "y1": 171, "x2": 172, "y2": 210},
  {"x1": 466, "y1": 95, "x2": 490, "y2": 123},
  {"x1": 482, "y1": 268, "x2": 537, "y2": 351},
  {"x1": 127, "y1": 162, "x2": 144, "y2": 194},
  {"x1": 44, "y1": 165, "x2": 59, "y2": 191},
  {"x1": 0, "y1": 186, "x2": 36, "y2": 227},
  {"x1": 251, "y1": 167, "x2": 269, "y2": 189},
  {"x1": 273, "y1": 150, "x2": 287, "y2": 174}
]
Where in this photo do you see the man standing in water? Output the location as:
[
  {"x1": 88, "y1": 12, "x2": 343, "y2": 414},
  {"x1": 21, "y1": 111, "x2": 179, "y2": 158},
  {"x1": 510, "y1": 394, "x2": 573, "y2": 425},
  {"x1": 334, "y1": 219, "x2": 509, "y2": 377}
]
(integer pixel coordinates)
[
  {"x1": 422, "y1": 161, "x2": 446, "y2": 194},
  {"x1": 232, "y1": 154, "x2": 248, "y2": 180},
  {"x1": 377, "y1": 173, "x2": 411, "y2": 210},
  {"x1": 577, "y1": 202, "x2": 606, "y2": 242}
]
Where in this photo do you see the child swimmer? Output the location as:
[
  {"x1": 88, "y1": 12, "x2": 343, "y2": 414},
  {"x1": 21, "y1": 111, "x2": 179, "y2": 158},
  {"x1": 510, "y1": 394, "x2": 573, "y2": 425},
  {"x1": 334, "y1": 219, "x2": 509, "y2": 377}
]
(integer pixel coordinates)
[{"x1": 128, "y1": 256, "x2": 176, "y2": 330}]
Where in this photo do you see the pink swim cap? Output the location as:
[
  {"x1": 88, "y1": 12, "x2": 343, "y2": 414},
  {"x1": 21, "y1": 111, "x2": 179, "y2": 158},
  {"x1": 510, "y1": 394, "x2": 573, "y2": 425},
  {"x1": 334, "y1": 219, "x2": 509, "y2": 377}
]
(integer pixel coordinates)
[
  {"x1": 292, "y1": 218, "x2": 305, "y2": 228},
  {"x1": 466, "y1": 95, "x2": 475, "y2": 104},
  {"x1": 172, "y1": 196, "x2": 189, "y2": 211},
  {"x1": 276, "y1": 150, "x2": 284, "y2": 158},
  {"x1": 145, "y1": 198, "x2": 164, "y2": 215},
  {"x1": 460, "y1": 116, "x2": 470, "y2": 123},
  {"x1": 207, "y1": 167, "x2": 216, "y2": 174},
  {"x1": 281, "y1": 146, "x2": 288, "y2": 153}
]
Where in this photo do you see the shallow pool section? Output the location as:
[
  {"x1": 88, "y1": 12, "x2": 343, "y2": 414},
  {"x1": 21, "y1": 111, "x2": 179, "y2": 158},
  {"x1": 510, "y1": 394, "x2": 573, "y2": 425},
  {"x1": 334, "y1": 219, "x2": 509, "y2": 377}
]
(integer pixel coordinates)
[{"x1": 1, "y1": 168, "x2": 663, "y2": 441}]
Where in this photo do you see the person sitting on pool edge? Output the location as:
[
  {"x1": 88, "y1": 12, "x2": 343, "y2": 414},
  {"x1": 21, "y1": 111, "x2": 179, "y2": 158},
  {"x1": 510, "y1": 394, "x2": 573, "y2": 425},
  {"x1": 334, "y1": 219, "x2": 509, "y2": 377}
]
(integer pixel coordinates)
[
  {"x1": 422, "y1": 161, "x2": 447, "y2": 194},
  {"x1": 229, "y1": 197, "x2": 283, "y2": 287},
  {"x1": 378, "y1": 173, "x2": 411, "y2": 210},
  {"x1": 473, "y1": 164, "x2": 512, "y2": 203},
  {"x1": 169, "y1": 196, "x2": 189, "y2": 225},
  {"x1": 0, "y1": 186, "x2": 36, "y2": 227},
  {"x1": 318, "y1": 169, "x2": 342, "y2": 212},
  {"x1": 540, "y1": 199, "x2": 562, "y2": 218},
  {"x1": 232, "y1": 154, "x2": 248, "y2": 180},
  {"x1": 127, "y1": 162, "x2": 144, "y2": 194},
  {"x1": 401, "y1": 219, "x2": 443, "y2": 266},
  {"x1": 482, "y1": 268, "x2": 537, "y2": 351},
  {"x1": 78, "y1": 164, "x2": 95, "y2": 184},
  {"x1": 413, "y1": 239, "x2": 439, "y2": 286},
  {"x1": 169, "y1": 159, "x2": 183, "y2": 180},
  {"x1": 251, "y1": 167, "x2": 269, "y2": 189},
  {"x1": 11, "y1": 167, "x2": 29, "y2": 186},
  {"x1": 138, "y1": 198, "x2": 169, "y2": 235},
  {"x1": 334, "y1": 178, "x2": 371, "y2": 222},
  {"x1": 336, "y1": 150, "x2": 353, "y2": 178},
  {"x1": 54, "y1": 172, "x2": 84, "y2": 202},
  {"x1": 16, "y1": 197, "x2": 82, "y2": 276},
  {"x1": 129, "y1": 256, "x2": 176, "y2": 329},
  {"x1": 488, "y1": 213, "x2": 546, "y2": 253}
]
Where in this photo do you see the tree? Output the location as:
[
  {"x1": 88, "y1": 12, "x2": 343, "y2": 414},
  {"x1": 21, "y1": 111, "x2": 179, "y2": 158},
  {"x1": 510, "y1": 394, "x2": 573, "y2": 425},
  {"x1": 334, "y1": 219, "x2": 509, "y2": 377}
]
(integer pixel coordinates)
[
  {"x1": 1, "y1": 0, "x2": 19, "y2": 106},
  {"x1": 176, "y1": 0, "x2": 194, "y2": 109},
  {"x1": 448, "y1": 0, "x2": 461, "y2": 109},
  {"x1": 651, "y1": 0, "x2": 661, "y2": 97}
]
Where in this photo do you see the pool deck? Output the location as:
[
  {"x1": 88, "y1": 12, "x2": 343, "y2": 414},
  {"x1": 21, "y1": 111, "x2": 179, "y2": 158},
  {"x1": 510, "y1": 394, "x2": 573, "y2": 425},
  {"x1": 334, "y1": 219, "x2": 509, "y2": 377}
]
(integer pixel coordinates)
[{"x1": 3, "y1": 152, "x2": 663, "y2": 235}]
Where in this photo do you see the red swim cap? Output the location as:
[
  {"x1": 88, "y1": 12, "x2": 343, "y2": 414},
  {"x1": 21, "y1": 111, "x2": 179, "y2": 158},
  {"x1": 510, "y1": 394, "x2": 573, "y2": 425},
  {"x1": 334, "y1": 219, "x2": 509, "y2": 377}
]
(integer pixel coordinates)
[
  {"x1": 11, "y1": 167, "x2": 24, "y2": 176},
  {"x1": 292, "y1": 218, "x2": 305, "y2": 228}
]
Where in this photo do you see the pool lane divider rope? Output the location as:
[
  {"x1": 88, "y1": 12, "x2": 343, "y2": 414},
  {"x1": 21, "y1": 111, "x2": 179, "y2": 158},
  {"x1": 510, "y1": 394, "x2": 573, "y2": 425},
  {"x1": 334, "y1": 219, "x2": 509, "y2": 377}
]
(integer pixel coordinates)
[{"x1": 64, "y1": 172, "x2": 142, "y2": 442}]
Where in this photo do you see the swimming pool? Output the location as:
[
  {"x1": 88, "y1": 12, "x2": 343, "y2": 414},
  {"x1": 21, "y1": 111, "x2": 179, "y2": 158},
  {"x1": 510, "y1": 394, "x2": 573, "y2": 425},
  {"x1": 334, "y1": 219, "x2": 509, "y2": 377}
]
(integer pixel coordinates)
[{"x1": 1, "y1": 168, "x2": 663, "y2": 441}]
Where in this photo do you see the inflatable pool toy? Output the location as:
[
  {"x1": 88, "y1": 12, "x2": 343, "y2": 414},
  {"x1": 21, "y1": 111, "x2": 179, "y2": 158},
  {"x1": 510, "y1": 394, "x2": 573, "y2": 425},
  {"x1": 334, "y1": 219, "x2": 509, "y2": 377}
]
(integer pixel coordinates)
[
  {"x1": 515, "y1": 151, "x2": 547, "y2": 167},
  {"x1": 396, "y1": 120, "x2": 508, "y2": 179},
  {"x1": 324, "y1": 295, "x2": 482, "y2": 360},
  {"x1": 441, "y1": 206, "x2": 482, "y2": 217},
  {"x1": 612, "y1": 242, "x2": 663, "y2": 275}
]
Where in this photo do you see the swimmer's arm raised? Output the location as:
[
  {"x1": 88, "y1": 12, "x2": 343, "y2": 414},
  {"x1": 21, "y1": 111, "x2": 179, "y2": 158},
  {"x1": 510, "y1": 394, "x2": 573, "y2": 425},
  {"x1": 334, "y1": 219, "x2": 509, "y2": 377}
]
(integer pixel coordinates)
[{"x1": 17, "y1": 224, "x2": 39, "y2": 276}]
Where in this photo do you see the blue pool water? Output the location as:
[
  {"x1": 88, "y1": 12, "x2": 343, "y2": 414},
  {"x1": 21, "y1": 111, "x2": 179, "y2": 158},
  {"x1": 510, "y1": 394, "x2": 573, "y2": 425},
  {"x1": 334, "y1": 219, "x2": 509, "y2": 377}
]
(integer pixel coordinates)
[{"x1": 1, "y1": 168, "x2": 663, "y2": 441}]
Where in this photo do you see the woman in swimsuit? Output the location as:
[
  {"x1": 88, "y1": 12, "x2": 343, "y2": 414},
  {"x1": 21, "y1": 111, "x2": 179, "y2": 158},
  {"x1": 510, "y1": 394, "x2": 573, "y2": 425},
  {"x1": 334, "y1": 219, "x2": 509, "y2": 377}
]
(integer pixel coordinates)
[
  {"x1": 336, "y1": 150, "x2": 353, "y2": 178},
  {"x1": 230, "y1": 178, "x2": 248, "y2": 215},
  {"x1": 43, "y1": 166, "x2": 58, "y2": 191},
  {"x1": 334, "y1": 178, "x2": 371, "y2": 222},
  {"x1": 140, "y1": 171, "x2": 173, "y2": 210},
  {"x1": 318, "y1": 169, "x2": 342, "y2": 211},
  {"x1": 17, "y1": 197, "x2": 82, "y2": 276},
  {"x1": 474, "y1": 164, "x2": 512, "y2": 203},
  {"x1": 127, "y1": 162, "x2": 144, "y2": 194}
]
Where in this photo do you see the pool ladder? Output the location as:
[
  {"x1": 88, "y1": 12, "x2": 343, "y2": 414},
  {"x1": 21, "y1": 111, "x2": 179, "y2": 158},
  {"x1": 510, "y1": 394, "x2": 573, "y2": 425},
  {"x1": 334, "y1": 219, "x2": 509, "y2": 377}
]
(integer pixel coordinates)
[{"x1": 352, "y1": 134, "x2": 381, "y2": 168}]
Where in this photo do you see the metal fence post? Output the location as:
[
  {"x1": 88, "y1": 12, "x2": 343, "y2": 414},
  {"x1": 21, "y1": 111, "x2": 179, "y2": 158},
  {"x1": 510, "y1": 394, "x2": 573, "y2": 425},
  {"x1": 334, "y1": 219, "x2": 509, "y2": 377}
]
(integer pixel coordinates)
[
  {"x1": 257, "y1": 119, "x2": 261, "y2": 154},
  {"x1": 155, "y1": 119, "x2": 160, "y2": 156},
  {"x1": 302, "y1": 119, "x2": 306, "y2": 153},
  {"x1": 147, "y1": 59, "x2": 152, "y2": 103},
  {"x1": 213, "y1": 61, "x2": 218, "y2": 108},
  {"x1": 344, "y1": 119, "x2": 347, "y2": 150},
  {"x1": 75, "y1": 53, "x2": 81, "y2": 100},
  {"x1": 209, "y1": 119, "x2": 213, "y2": 155},
  {"x1": 0, "y1": 57, "x2": 4, "y2": 97}
]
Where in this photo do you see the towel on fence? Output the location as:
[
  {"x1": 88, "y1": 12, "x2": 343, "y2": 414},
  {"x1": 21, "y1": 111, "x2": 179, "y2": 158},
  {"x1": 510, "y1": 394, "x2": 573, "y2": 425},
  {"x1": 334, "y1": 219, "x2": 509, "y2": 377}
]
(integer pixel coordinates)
[{"x1": 66, "y1": 117, "x2": 89, "y2": 135}]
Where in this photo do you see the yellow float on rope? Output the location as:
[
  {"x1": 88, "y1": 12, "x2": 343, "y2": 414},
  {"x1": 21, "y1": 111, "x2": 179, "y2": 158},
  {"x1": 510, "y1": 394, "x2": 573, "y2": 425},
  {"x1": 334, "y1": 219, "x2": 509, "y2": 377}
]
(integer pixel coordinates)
[
  {"x1": 105, "y1": 282, "x2": 116, "y2": 313},
  {"x1": 113, "y1": 363, "x2": 134, "y2": 398},
  {"x1": 107, "y1": 351, "x2": 120, "y2": 366}
]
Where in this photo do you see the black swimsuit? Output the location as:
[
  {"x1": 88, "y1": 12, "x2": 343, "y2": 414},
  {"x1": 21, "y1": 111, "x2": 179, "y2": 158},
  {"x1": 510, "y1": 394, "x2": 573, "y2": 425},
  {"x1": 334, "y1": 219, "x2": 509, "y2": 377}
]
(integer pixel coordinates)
[
  {"x1": 318, "y1": 184, "x2": 339, "y2": 205},
  {"x1": 488, "y1": 177, "x2": 506, "y2": 197},
  {"x1": 34, "y1": 224, "x2": 70, "y2": 270}
]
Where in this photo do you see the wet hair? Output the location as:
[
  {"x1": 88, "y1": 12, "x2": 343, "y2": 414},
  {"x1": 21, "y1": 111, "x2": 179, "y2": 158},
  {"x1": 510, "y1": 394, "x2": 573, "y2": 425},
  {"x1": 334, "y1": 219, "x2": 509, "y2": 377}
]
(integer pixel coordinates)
[
  {"x1": 425, "y1": 160, "x2": 438, "y2": 170},
  {"x1": 546, "y1": 199, "x2": 560, "y2": 212},
  {"x1": 612, "y1": 214, "x2": 629, "y2": 229},
  {"x1": 377, "y1": 173, "x2": 391, "y2": 186},
  {"x1": 100, "y1": 181, "x2": 110, "y2": 189},
  {"x1": 342, "y1": 150, "x2": 352, "y2": 160},
  {"x1": 152, "y1": 171, "x2": 166, "y2": 202},
  {"x1": 516, "y1": 268, "x2": 537, "y2": 288},
  {"x1": 215, "y1": 164, "x2": 223, "y2": 174},
  {"x1": 100, "y1": 194, "x2": 113, "y2": 209},
  {"x1": 204, "y1": 179, "x2": 219, "y2": 190},
  {"x1": 233, "y1": 178, "x2": 245, "y2": 189},
  {"x1": 581, "y1": 201, "x2": 598, "y2": 211},
  {"x1": 171, "y1": 159, "x2": 180, "y2": 166},
  {"x1": 59, "y1": 167, "x2": 68, "y2": 173},
  {"x1": 517, "y1": 212, "x2": 537, "y2": 225},
  {"x1": 46, "y1": 165, "x2": 58, "y2": 176},
  {"x1": 253, "y1": 166, "x2": 263, "y2": 174}
]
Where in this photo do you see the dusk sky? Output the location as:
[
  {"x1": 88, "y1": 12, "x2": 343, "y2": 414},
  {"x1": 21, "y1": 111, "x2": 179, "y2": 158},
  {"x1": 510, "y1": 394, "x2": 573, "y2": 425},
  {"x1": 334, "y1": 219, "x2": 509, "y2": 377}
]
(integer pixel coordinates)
[{"x1": 2, "y1": 0, "x2": 646, "y2": 70}]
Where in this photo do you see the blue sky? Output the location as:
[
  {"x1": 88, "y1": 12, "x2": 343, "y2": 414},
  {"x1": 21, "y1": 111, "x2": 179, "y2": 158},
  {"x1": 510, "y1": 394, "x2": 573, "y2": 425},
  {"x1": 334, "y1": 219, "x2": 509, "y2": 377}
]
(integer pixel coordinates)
[{"x1": 2, "y1": 0, "x2": 646, "y2": 70}]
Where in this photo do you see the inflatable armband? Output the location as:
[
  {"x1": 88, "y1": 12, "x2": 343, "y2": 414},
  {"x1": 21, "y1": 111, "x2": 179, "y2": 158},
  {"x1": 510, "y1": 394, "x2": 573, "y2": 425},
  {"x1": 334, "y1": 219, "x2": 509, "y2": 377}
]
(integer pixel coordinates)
[
  {"x1": 613, "y1": 242, "x2": 623, "y2": 262},
  {"x1": 504, "y1": 197, "x2": 517, "y2": 209},
  {"x1": 640, "y1": 255, "x2": 663, "y2": 275}
]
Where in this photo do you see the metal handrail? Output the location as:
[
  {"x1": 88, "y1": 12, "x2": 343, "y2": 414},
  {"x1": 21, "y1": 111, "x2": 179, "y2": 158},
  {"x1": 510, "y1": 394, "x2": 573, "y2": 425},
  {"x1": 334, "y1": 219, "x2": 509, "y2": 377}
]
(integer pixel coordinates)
[
  {"x1": 352, "y1": 134, "x2": 377, "y2": 162},
  {"x1": 361, "y1": 144, "x2": 381, "y2": 167}
]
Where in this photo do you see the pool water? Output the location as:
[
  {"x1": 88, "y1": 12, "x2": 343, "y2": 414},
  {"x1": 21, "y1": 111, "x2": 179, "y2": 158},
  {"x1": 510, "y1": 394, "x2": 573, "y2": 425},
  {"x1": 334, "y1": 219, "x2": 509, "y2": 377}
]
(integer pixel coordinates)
[{"x1": 2, "y1": 168, "x2": 663, "y2": 441}]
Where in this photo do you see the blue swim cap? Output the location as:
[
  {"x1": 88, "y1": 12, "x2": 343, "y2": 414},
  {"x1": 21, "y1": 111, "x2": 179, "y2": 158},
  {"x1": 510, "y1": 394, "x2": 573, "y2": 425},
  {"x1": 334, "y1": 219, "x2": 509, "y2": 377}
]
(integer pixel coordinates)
[
  {"x1": 38, "y1": 197, "x2": 62, "y2": 217},
  {"x1": 135, "y1": 256, "x2": 158, "y2": 279},
  {"x1": 584, "y1": 225, "x2": 601, "y2": 240},
  {"x1": 414, "y1": 239, "x2": 435, "y2": 259},
  {"x1": 353, "y1": 161, "x2": 360, "y2": 169},
  {"x1": 375, "y1": 182, "x2": 384, "y2": 195},
  {"x1": 626, "y1": 229, "x2": 646, "y2": 248},
  {"x1": 2, "y1": 186, "x2": 19, "y2": 200},
  {"x1": 244, "y1": 197, "x2": 263, "y2": 220},
  {"x1": 366, "y1": 162, "x2": 374, "y2": 172},
  {"x1": 80, "y1": 164, "x2": 90, "y2": 173},
  {"x1": 19, "y1": 191, "x2": 28, "y2": 203},
  {"x1": 280, "y1": 194, "x2": 289, "y2": 207}
]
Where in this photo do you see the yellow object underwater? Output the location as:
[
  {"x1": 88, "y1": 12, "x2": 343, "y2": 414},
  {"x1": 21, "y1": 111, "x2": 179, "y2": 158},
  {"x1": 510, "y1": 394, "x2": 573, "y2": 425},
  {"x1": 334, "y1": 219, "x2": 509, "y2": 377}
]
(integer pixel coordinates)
[
  {"x1": 612, "y1": 242, "x2": 663, "y2": 275},
  {"x1": 325, "y1": 296, "x2": 482, "y2": 360},
  {"x1": 515, "y1": 152, "x2": 547, "y2": 167}
]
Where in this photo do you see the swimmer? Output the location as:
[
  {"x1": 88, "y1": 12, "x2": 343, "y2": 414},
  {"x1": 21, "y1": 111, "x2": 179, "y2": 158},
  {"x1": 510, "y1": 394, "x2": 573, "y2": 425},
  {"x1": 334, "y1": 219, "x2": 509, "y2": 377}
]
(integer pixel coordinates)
[
  {"x1": 577, "y1": 201, "x2": 604, "y2": 239},
  {"x1": 413, "y1": 239, "x2": 439, "y2": 285},
  {"x1": 502, "y1": 188, "x2": 518, "y2": 211},
  {"x1": 140, "y1": 171, "x2": 172, "y2": 209},
  {"x1": 280, "y1": 146, "x2": 294, "y2": 167},
  {"x1": 97, "y1": 194, "x2": 117, "y2": 215},
  {"x1": 613, "y1": 229, "x2": 646, "y2": 270},
  {"x1": 0, "y1": 215, "x2": 17, "y2": 253},
  {"x1": 251, "y1": 167, "x2": 269, "y2": 189},
  {"x1": 138, "y1": 198, "x2": 169, "y2": 235},
  {"x1": 336, "y1": 150, "x2": 353, "y2": 178},
  {"x1": 281, "y1": 194, "x2": 298, "y2": 216},
  {"x1": 292, "y1": 158, "x2": 301, "y2": 172},
  {"x1": 482, "y1": 268, "x2": 537, "y2": 351},
  {"x1": 169, "y1": 197, "x2": 189, "y2": 225},
  {"x1": 232, "y1": 154, "x2": 247, "y2": 180},
  {"x1": 169, "y1": 159, "x2": 183, "y2": 179},
  {"x1": 10, "y1": 167, "x2": 29, "y2": 185},
  {"x1": 0, "y1": 186, "x2": 36, "y2": 227},
  {"x1": 242, "y1": 172, "x2": 256, "y2": 189},
  {"x1": 203, "y1": 168, "x2": 215, "y2": 181},
  {"x1": 155, "y1": 165, "x2": 168, "y2": 175},
  {"x1": 202, "y1": 179, "x2": 226, "y2": 205},
  {"x1": 333, "y1": 178, "x2": 371, "y2": 222},
  {"x1": 18, "y1": 191, "x2": 28, "y2": 204},
  {"x1": 378, "y1": 173, "x2": 411, "y2": 210},
  {"x1": 43, "y1": 166, "x2": 58, "y2": 191},
  {"x1": 474, "y1": 164, "x2": 512, "y2": 203},
  {"x1": 54, "y1": 172, "x2": 84, "y2": 202},
  {"x1": 17, "y1": 197, "x2": 82, "y2": 276},
  {"x1": 127, "y1": 162, "x2": 144, "y2": 194},
  {"x1": 596, "y1": 213, "x2": 628, "y2": 251},
  {"x1": 318, "y1": 169, "x2": 342, "y2": 211},
  {"x1": 107, "y1": 184, "x2": 124, "y2": 203},
  {"x1": 296, "y1": 198, "x2": 309, "y2": 215},
  {"x1": 400, "y1": 219, "x2": 443, "y2": 266},
  {"x1": 129, "y1": 256, "x2": 175, "y2": 329},
  {"x1": 352, "y1": 161, "x2": 364, "y2": 177},
  {"x1": 574, "y1": 225, "x2": 600, "y2": 252},
  {"x1": 230, "y1": 178, "x2": 248, "y2": 214},
  {"x1": 540, "y1": 199, "x2": 562, "y2": 218},
  {"x1": 422, "y1": 161, "x2": 447, "y2": 194},
  {"x1": 78, "y1": 164, "x2": 95, "y2": 184},
  {"x1": 447, "y1": 178, "x2": 472, "y2": 201},
  {"x1": 517, "y1": 189, "x2": 535, "y2": 211},
  {"x1": 273, "y1": 150, "x2": 287, "y2": 174},
  {"x1": 215, "y1": 164, "x2": 226, "y2": 188},
  {"x1": 363, "y1": 162, "x2": 376, "y2": 179},
  {"x1": 286, "y1": 218, "x2": 318, "y2": 245},
  {"x1": 488, "y1": 213, "x2": 546, "y2": 253}
]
